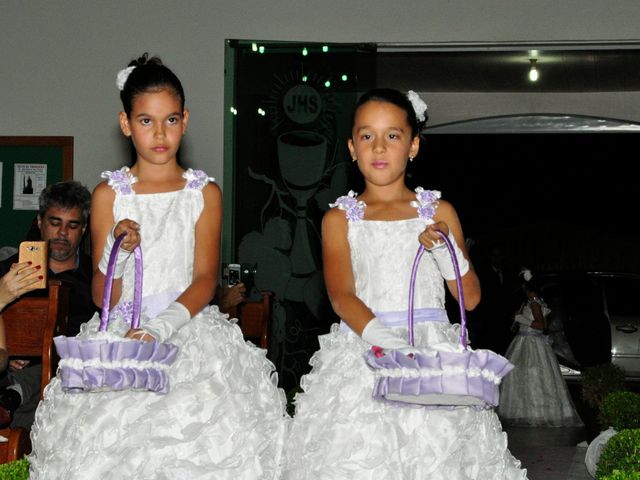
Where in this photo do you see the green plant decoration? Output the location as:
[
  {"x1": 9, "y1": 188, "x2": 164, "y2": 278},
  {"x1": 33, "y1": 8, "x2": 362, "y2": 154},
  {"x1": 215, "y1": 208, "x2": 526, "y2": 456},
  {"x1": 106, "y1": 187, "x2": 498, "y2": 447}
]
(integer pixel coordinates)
[
  {"x1": 596, "y1": 429, "x2": 640, "y2": 479},
  {"x1": 600, "y1": 471, "x2": 640, "y2": 480},
  {"x1": 581, "y1": 363, "x2": 626, "y2": 408},
  {"x1": 599, "y1": 392, "x2": 640, "y2": 431},
  {"x1": 0, "y1": 457, "x2": 29, "y2": 480},
  {"x1": 602, "y1": 470, "x2": 640, "y2": 480}
]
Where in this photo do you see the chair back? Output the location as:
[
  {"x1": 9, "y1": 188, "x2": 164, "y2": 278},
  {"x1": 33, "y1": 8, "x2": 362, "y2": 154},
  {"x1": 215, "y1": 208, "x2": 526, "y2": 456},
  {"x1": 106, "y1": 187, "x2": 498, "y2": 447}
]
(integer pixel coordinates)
[
  {"x1": 2, "y1": 280, "x2": 69, "y2": 395},
  {"x1": 229, "y1": 291, "x2": 272, "y2": 349}
]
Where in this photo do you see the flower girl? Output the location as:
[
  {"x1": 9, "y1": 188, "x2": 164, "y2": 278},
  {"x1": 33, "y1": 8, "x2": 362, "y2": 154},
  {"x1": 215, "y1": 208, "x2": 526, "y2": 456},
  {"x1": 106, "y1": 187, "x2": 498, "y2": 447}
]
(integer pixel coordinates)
[{"x1": 29, "y1": 53, "x2": 287, "y2": 479}]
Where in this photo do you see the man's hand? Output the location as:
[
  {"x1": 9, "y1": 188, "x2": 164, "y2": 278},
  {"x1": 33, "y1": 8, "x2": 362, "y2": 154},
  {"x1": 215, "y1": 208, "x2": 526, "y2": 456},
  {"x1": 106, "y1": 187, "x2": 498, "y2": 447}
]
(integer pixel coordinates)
[
  {"x1": 220, "y1": 283, "x2": 246, "y2": 313},
  {"x1": 9, "y1": 359, "x2": 31, "y2": 371}
]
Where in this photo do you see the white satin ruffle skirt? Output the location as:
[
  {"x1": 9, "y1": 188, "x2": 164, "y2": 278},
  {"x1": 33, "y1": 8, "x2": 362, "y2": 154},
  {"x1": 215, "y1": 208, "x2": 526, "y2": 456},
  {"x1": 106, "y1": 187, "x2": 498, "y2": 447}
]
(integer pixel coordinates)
[
  {"x1": 29, "y1": 306, "x2": 288, "y2": 480},
  {"x1": 284, "y1": 322, "x2": 527, "y2": 480}
]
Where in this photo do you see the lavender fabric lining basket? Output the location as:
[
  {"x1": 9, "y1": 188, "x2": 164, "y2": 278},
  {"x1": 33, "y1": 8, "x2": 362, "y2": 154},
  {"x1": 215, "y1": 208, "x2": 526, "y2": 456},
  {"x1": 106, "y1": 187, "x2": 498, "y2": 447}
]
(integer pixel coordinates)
[
  {"x1": 364, "y1": 230, "x2": 514, "y2": 408},
  {"x1": 54, "y1": 234, "x2": 179, "y2": 394}
]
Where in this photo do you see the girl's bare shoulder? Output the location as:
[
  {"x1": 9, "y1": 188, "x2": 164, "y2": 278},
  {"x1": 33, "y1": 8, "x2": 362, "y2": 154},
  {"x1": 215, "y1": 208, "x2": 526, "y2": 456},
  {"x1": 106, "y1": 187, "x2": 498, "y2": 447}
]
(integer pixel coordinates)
[
  {"x1": 92, "y1": 180, "x2": 115, "y2": 201},
  {"x1": 433, "y1": 198, "x2": 457, "y2": 221},
  {"x1": 202, "y1": 181, "x2": 222, "y2": 201}
]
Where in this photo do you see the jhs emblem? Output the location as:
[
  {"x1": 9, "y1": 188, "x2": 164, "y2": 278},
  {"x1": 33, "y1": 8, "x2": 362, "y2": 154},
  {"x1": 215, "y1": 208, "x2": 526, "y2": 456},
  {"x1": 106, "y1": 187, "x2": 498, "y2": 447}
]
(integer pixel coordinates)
[{"x1": 282, "y1": 85, "x2": 322, "y2": 124}]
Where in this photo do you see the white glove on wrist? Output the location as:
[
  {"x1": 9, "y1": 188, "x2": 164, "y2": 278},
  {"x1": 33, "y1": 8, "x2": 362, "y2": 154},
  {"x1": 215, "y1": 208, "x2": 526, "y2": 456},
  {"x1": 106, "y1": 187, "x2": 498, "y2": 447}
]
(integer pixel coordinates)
[
  {"x1": 142, "y1": 301, "x2": 191, "y2": 343},
  {"x1": 361, "y1": 317, "x2": 409, "y2": 349},
  {"x1": 429, "y1": 231, "x2": 470, "y2": 281},
  {"x1": 98, "y1": 227, "x2": 133, "y2": 279}
]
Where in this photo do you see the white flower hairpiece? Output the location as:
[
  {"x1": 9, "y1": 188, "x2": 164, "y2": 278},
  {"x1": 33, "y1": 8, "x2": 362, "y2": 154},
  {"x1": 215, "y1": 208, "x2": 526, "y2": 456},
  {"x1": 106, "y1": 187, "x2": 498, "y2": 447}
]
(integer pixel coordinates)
[
  {"x1": 407, "y1": 90, "x2": 428, "y2": 122},
  {"x1": 116, "y1": 66, "x2": 136, "y2": 91},
  {"x1": 520, "y1": 268, "x2": 533, "y2": 282}
]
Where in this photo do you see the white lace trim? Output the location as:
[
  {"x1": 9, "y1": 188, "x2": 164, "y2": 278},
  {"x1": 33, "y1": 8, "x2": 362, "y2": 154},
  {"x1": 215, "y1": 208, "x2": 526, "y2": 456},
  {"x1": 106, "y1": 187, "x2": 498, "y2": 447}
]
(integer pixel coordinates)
[
  {"x1": 59, "y1": 357, "x2": 171, "y2": 371},
  {"x1": 373, "y1": 365, "x2": 503, "y2": 384}
]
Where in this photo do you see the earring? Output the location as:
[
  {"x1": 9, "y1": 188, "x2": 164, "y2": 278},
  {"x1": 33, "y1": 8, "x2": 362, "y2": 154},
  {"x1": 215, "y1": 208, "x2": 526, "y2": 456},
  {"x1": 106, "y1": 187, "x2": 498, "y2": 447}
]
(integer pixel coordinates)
[
  {"x1": 352, "y1": 157, "x2": 357, "y2": 162},
  {"x1": 409, "y1": 156, "x2": 414, "y2": 162}
]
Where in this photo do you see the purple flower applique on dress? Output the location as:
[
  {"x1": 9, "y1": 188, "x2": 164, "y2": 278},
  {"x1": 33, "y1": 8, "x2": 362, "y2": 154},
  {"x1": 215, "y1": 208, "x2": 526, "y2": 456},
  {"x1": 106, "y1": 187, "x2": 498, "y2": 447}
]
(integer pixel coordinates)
[
  {"x1": 110, "y1": 301, "x2": 135, "y2": 326},
  {"x1": 411, "y1": 187, "x2": 441, "y2": 225},
  {"x1": 329, "y1": 190, "x2": 365, "y2": 222},
  {"x1": 101, "y1": 167, "x2": 138, "y2": 195},
  {"x1": 183, "y1": 168, "x2": 215, "y2": 190}
]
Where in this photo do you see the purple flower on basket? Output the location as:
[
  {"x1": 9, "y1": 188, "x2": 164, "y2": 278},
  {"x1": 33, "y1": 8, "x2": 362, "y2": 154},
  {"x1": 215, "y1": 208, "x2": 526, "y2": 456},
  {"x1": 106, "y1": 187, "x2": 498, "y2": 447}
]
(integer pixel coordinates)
[
  {"x1": 329, "y1": 190, "x2": 365, "y2": 222},
  {"x1": 184, "y1": 168, "x2": 214, "y2": 190},
  {"x1": 101, "y1": 167, "x2": 137, "y2": 195},
  {"x1": 411, "y1": 187, "x2": 441, "y2": 224}
]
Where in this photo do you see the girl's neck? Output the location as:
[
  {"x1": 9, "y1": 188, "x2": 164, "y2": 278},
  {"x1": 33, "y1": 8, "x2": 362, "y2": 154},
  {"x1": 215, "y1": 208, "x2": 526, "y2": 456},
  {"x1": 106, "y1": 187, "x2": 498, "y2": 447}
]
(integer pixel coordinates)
[
  {"x1": 130, "y1": 161, "x2": 185, "y2": 193},
  {"x1": 360, "y1": 182, "x2": 416, "y2": 221},
  {"x1": 130, "y1": 161, "x2": 183, "y2": 182},
  {"x1": 361, "y1": 182, "x2": 412, "y2": 205}
]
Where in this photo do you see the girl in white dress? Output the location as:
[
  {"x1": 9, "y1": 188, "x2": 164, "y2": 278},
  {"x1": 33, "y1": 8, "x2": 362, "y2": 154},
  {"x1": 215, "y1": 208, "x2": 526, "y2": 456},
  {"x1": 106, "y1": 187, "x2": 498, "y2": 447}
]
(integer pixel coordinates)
[
  {"x1": 284, "y1": 89, "x2": 527, "y2": 479},
  {"x1": 29, "y1": 53, "x2": 287, "y2": 479},
  {"x1": 499, "y1": 269, "x2": 583, "y2": 427}
]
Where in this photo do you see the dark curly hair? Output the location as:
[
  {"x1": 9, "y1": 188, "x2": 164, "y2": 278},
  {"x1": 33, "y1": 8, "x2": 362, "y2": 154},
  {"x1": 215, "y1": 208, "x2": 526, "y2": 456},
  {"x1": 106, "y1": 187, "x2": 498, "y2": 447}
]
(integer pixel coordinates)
[{"x1": 38, "y1": 180, "x2": 91, "y2": 224}]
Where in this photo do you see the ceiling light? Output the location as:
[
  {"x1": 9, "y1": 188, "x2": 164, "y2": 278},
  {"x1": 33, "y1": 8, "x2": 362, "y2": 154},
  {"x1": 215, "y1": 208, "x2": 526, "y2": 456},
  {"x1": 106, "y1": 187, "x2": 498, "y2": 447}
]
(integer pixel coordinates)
[{"x1": 528, "y1": 59, "x2": 539, "y2": 82}]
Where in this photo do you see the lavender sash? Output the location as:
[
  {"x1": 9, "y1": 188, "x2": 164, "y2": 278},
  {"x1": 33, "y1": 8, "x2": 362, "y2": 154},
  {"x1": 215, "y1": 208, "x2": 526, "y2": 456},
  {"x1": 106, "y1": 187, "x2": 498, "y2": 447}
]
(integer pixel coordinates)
[
  {"x1": 365, "y1": 230, "x2": 514, "y2": 408},
  {"x1": 54, "y1": 234, "x2": 179, "y2": 394}
]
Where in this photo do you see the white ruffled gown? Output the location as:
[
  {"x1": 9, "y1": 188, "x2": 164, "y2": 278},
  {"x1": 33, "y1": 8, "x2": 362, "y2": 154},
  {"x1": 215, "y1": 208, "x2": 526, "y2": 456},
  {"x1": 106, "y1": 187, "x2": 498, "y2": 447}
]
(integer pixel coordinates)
[
  {"x1": 498, "y1": 299, "x2": 583, "y2": 427},
  {"x1": 29, "y1": 168, "x2": 287, "y2": 480},
  {"x1": 283, "y1": 190, "x2": 527, "y2": 480}
]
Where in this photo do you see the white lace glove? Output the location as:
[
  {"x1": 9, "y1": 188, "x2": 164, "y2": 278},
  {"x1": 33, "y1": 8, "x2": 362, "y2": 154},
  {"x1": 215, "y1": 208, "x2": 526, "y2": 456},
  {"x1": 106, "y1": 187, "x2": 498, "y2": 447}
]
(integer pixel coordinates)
[
  {"x1": 98, "y1": 227, "x2": 133, "y2": 279},
  {"x1": 429, "y1": 231, "x2": 470, "y2": 281},
  {"x1": 361, "y1": 317, "x2": 409, "y2": 349},
  {"x1": 142, "y1": 302, "x2": 191, "y2": 343}
]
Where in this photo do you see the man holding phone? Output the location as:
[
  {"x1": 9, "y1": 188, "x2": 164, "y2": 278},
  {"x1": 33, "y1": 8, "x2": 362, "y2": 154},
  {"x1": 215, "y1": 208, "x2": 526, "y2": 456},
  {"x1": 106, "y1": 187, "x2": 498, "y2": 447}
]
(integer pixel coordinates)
[{"x1": 0, "y1": 180, "x2": 96, "y2": 430}]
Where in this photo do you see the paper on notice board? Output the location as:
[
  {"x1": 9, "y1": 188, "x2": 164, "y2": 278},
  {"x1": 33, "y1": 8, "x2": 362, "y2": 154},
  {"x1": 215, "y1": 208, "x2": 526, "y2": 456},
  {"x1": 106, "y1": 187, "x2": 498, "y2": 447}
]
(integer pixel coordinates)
[{"x1": 13, "y1": 163, "x2": 47, "y2": 210}]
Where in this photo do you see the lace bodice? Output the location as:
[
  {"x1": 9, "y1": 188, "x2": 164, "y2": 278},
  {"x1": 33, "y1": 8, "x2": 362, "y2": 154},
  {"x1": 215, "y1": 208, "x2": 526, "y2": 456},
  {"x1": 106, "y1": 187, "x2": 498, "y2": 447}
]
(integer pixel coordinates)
[
  {"x1": 330, "y1": 188, "x2": 445, "y2": 313},
  {"x1": 101, "y1": 167, "x2": 214, "y2": 307}
]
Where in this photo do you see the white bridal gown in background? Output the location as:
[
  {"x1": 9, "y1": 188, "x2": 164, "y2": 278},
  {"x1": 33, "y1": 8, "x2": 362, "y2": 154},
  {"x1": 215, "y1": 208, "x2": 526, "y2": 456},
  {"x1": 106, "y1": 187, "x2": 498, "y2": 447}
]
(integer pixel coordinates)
[{"x1": 499, "y1": 297, "x2": 583, "y2": 427}]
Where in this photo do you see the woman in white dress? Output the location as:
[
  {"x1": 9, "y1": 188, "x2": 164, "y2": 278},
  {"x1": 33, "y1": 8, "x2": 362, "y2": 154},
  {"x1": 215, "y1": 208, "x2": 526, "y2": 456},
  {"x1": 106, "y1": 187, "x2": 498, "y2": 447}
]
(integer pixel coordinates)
[
  {"x1": 498, "y1": 269, "x2": 583, "y2": 427},
  {"x1": 28, "y1": 53, "x2": 287, "y2": 479},
  {"x1": 284, "y1": 88, "x2": 526, "y2": 479}
]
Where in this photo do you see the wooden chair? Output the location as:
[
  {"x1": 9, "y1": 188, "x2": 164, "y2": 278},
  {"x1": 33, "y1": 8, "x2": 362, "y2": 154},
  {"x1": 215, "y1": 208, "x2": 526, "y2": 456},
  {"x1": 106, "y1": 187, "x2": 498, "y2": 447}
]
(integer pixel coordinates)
[
  {"x1": 228, "y1": 291, "x2": 272, "y2": 349},
  {"x1": 0, "y1": 280, "x2": 69, "y2": 464}
]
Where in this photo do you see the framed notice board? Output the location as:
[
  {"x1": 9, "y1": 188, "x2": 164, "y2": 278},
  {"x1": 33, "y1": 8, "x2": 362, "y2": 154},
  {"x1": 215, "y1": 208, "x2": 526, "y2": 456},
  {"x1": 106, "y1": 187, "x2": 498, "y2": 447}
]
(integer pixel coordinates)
[{"x1": 0, "y1": 136, "x2": 73, "y2": 248}]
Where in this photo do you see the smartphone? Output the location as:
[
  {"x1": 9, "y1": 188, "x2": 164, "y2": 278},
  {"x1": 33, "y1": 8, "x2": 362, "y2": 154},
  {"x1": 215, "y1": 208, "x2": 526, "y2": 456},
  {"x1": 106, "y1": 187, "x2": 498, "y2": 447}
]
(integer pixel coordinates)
[
  {"x1": 228, "y1": 263, "x2": 241, "y2": 286},
  {"x1": 18, "y1": 241, "x2": 48, "y2": 289}
]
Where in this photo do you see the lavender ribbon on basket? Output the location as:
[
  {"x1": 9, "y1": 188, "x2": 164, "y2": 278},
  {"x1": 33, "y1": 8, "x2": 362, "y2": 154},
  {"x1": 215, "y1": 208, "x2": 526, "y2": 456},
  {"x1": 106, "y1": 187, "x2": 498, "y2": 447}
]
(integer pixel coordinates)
[
  {"x1": 100, "y1": 234, "x2": 143, "y2": 331},
  {"x1": 408, "y1": 230, "x2": 466, "y2": 348},
  {"x1": 365, "y1": 228, "x2": 515, "y2": 408},
  {"x1": 54, "y1": 232, "x2": 180, "y2": 394}
]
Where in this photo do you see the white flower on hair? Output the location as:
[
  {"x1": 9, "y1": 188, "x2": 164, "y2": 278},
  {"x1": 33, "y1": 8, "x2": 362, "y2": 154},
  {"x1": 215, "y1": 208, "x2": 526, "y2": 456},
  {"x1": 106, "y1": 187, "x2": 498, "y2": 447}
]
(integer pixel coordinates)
[
  {"x1": 520, "y1": 268, "x2": 533, "y2": 282},
  {"x1": 116, "y1": 66, "x2": 136, "y2": 91},
  {"x1": 407, "y1": 90, "x2": 428, "y2": 122}
]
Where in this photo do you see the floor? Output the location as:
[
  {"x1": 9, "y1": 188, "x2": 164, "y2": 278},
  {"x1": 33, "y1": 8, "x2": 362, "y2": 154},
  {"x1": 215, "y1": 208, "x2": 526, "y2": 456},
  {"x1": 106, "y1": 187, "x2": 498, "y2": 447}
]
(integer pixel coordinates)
[{"x1": 505, "y1": 426, "x2": 592, "y2": 480}]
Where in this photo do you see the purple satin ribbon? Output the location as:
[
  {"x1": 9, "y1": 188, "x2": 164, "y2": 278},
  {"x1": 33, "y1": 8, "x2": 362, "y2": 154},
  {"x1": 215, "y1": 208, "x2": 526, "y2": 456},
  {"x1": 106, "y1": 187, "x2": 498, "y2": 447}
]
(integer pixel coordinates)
[
  {"x1": 340, "y1": 308, "x2": 448, "y2": 333},
  {"x1": 100, "y1": 233, "x2": 143, "y2": 331},
  {"x1": 408, "y1": 230, "x2": 467, "y2": 348}
]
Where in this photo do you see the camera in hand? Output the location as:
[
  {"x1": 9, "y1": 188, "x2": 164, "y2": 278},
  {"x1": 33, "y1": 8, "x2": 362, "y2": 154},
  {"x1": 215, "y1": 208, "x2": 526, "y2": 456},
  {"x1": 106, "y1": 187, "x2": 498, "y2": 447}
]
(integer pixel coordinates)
[
  {"x1": 223, "y1": 263, "x2": 259, "y2": 300},
  {"x1": 227, "y1": 263, "x2": 241, "y2": 286}
]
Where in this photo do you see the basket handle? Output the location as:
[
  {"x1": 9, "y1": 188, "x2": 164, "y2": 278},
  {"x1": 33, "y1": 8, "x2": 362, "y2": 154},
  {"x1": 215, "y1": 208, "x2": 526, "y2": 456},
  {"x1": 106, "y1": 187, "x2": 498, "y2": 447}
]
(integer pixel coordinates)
[
  {"x1": 408, "y1": 229, "x2": 467, "y2": 348},
  {"x1": 99, "y1": 233, "x2": 143, "y2": 332}
]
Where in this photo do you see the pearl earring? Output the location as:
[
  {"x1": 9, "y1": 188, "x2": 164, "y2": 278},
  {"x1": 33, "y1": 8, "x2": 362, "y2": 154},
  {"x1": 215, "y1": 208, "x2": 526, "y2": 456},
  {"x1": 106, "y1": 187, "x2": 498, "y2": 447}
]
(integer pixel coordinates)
[
  {"x1": 352, "y1": 157, "x2": 357, "y2": 162},
  {"x1": 409, "y1": 156, "x2": 414, "y2": 162}
]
